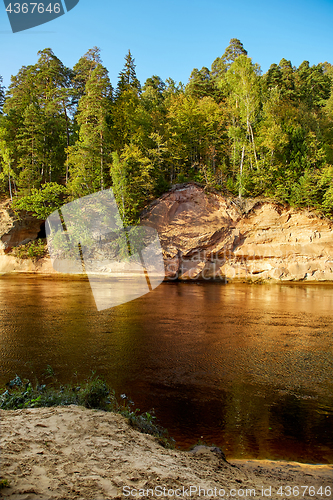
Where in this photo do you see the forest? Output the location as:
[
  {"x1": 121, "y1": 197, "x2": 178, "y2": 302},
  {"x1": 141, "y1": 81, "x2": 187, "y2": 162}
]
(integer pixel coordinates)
[{"x1": 0, "y1": 38, "x2": 333, "y2": 224}]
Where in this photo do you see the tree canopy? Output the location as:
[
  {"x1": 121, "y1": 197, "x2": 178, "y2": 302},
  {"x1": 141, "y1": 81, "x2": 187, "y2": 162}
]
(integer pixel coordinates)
[{"x1": 1, "y1": 39, "x2": 333, "y2": 223}]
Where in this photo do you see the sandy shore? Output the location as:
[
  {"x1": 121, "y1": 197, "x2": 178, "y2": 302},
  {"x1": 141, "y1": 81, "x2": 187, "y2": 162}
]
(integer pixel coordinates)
[{"x1": 0, "y1": 406, "x2": 332, "y2": 500}]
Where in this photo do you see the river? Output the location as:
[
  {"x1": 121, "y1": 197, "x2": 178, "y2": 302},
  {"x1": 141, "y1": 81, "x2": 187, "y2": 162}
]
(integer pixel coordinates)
[{"x1": 0, "y1": 275, "x2": 332, "y2": 463}]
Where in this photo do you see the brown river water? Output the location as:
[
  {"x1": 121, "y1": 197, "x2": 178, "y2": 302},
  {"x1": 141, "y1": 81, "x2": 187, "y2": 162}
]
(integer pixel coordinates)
[{"x1": 0, "y1": 275, "x2": 332, "y2": 463}]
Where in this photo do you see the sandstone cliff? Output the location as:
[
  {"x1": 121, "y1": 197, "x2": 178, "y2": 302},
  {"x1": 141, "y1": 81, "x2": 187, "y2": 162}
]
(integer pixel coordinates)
[
  {"x1": 142, "y1": 184, "x2": 333, "y2": 282},
  {"x1": 0, "y1": 199, "x2": 54, "y2": 273},
  {"x1": 1, "y1": 185, "x2": 333, "y2": 281}
]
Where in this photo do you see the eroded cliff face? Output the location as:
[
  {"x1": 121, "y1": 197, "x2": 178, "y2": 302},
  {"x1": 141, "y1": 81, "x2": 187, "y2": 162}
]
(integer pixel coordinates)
[
  {"x1": 0, "y1": 200, "x2": 44, "y2": 250},
  {"x1": 0, "y1": 199, "x2": 54, "y2": 273},
  {"x1": 1, "y1": 186, "x2": 333, "y2": 280},
  {"x1": 142, "y1": 184, "x2": 333, "y2": 282}
]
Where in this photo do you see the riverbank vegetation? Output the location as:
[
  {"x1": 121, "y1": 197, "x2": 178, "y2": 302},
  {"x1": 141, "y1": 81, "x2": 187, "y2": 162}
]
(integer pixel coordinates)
[
  {"x1": 0, "y1": 39, "x2": 332, "y2": 222},
  {"x1": 0, "y1": 372, "x2": 174, "y2": 448},
  {"x1": 7, "y1": 237, "x2": 47, "y2": 260}
]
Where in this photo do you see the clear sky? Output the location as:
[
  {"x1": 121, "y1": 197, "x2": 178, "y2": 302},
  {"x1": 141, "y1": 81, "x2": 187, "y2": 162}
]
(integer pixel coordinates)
[{"x1": 1, "y1": 0, "x2": 333, "y2": 89}]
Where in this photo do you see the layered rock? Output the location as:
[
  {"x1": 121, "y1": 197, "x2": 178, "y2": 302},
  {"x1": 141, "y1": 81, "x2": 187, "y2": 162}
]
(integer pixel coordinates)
[
  {"x1": 1, "y1": 185, "x2": 333, "y2": 281},
  {"x1": 142, "y1": 184, "x2": 333, "y2": 282}
]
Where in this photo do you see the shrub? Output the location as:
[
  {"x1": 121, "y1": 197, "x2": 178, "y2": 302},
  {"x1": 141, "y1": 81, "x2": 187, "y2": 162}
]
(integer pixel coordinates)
[
  {"x1": 10, "y1": 239, "x2": 48, "y2": 261},
  {"x1": 82, "y1": 377, "x2": 110, "y2": 409}
]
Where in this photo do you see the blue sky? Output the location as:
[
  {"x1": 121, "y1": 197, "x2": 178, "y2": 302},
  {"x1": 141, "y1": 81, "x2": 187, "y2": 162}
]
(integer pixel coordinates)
[{"x1": 1, "y1": 0, "x2": 333, "y2": 89}]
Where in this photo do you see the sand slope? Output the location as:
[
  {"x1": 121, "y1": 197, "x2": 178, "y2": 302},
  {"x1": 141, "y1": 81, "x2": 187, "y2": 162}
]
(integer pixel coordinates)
[{"x1": 0, "y1": 406, "x2": 332, "y2": 500}]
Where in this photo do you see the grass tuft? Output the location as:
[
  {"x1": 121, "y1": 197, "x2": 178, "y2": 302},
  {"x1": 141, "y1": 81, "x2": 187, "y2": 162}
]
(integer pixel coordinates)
[{"x1": 0, "y1": 478, "x2": 10, "y2": 489}]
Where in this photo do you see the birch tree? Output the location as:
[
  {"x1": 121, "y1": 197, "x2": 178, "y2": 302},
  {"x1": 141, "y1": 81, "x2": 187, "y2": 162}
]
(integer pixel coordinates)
[{"x1": 225, "y1": 55, "x2": 261, "y2": 197}]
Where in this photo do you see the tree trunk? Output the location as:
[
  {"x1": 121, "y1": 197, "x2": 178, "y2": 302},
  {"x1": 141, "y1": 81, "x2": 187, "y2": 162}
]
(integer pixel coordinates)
[
  {"x1": 249, "y1": 123, "x2": 258, "y2": 169},
  {"x1": 100, "y1": 143, "x2": 104, "y2": 191},
  {"x1": 8, "y1": 170, "x2": 12, "y2": 202},
  {"x1": 63, "y1": 102, "x2": 70, "y2": 184},
  {"x1": 239, "y1": 145, "x2": 245, "y2": 198}
]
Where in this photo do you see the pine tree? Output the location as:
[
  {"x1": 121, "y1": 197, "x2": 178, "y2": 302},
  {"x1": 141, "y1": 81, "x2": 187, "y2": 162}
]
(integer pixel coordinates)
[
  {"x1": 278, "y1": 59, "x2": 296, "y2": 100},
  {"x1": 111, "y1": 145, "x2": 153, "y2": 224},
  {"x1": 72, "y1": 47, "x2": 102, "y2": 103},
  {"x1": 35, "y1": 48, "x2": 74, "y2": 183},
  {"x1": 211, "y1": 38, "x2": 248, "y2": 80},
  {"x1": 263, "y1": 63, "x2": 283, "y2": 92},
  {"x1": 186, "y1": 67, "x2": 216, "y2": 99},
  {"x1": 111, "y1": 51, "x2": 142, "y2": 152},
  {"x1": 143, "y1": 75, "x2": 165, "y2": 95},
  {"x1": 115, "y1": 50, "x2": 141, "y2": 98},
  {"x1": 67, "y1": 64, "x2": 112, "y2": 197},
  {"x1": 295, "y1": 61, "x2": 331, "y2": 108},
  {"x1": 3, "y1": 49, "x2": 74, "y2": 192},
  {"x1": 16, "y1": 103, "x2": 45, "y2": 193}
]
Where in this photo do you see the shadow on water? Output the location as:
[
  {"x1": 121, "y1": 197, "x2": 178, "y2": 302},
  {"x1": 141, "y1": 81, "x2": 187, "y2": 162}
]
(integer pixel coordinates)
[{"x1": 0, "y1": 275, "x2": 332, "y2": 463}]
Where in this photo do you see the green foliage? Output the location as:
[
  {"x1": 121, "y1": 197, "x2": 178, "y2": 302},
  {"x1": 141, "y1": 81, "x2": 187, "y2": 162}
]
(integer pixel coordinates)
[
  {"x1": 9, "y1": 239, "x2": 47, "y2": 261},
  {"x1": 225, "y1": 55, "x2": 261, "y2": 197},
  {"x1": 83, "y1": 377, "x2": 110, "y2": 409},
  {"x1": 3, "y1": 49, "x2": 73, "y2": 193},
  {"x1": 72, "y1": 46, "x2": 103, "y2": 102},
  {"x1": 0, "y1": 479, "x2": 10, "y2": 489},
  {"x1": 116, "y1": 50, "x2": 141, "y2": 98},
  {"x1": 166, "y1": 94, "x2": 226, "y2": 185},
  {"x1": 67, "y1": 63, "x2": 112, "y2": 197},
  {"x1": 318, "y1": 165, "x2": 333, "y2": 214},
  {"x1": 0, "y1": 126, "x2": 16, "y2": 200},
  {"x1": 289, "y1": 169, "x2": 320, "y2": 208},
  {"x1": 111, "y1": 145, "x2": 154, "y2": 224},
  {"x1": 211, "y1": 38, "x2": 248, "y2": 79},
  {"x1": 0, "y1": 42, "x2": 333, "y2": 217},
  {"x1": 12, "y1": 182, "x2": 67, "y2": 218},
  {"x1": 186, "y1": 67, "x2": 218, "y2": 100}
]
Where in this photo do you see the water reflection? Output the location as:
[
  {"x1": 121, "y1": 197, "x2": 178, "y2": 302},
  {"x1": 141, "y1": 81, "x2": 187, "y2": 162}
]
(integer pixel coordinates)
[{"x1": 0, "y1": 276, "x2": 332, "y2": 463}]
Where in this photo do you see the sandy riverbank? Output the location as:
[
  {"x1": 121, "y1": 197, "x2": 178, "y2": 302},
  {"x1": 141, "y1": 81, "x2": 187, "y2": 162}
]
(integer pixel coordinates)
[{"x1": 0, "y1": 406, "x2": 332, "y2": 500}]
